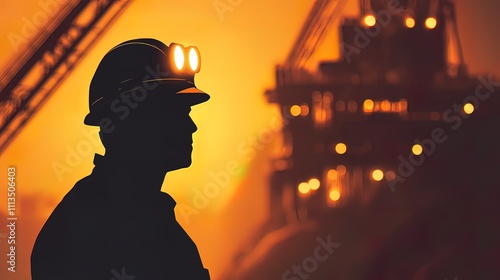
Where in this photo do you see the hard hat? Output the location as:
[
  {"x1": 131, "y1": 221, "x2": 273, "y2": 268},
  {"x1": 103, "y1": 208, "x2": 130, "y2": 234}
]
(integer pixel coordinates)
[{"x1": 84, "y1": 38, "x2": 210, "y2": 126}]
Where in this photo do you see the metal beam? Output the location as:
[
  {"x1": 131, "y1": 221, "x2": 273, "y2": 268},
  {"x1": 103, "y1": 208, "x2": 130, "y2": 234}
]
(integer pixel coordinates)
[{"x1": 0, "y1": 0, "x2": 132, "y2": 154}]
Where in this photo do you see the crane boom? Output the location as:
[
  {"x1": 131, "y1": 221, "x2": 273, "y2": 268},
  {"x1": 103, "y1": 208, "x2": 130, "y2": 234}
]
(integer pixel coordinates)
[
  {"x1": 0, "y1": 0, "x2": 132, "y2": 154},
  {"x1": 285, "y1": 0, "x2": 349, "y2": 69}
]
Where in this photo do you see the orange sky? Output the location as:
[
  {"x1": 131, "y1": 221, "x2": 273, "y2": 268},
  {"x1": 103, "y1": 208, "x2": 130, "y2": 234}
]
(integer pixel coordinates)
[{"x1": 0, "y1": 0, "x2": 499, "y2": 279}]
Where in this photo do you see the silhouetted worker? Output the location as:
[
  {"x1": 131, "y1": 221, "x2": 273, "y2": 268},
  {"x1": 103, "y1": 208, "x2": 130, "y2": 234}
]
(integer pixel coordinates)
[{"x1": 31, "y1": 38, "x2": 211, "y2": 279}]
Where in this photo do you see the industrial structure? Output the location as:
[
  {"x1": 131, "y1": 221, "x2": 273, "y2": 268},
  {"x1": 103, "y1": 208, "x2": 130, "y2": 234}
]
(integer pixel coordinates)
[
  {"x1": 1, "y1": 0, "x2": 497, "y2": 278},
  {"x1": 266, "y1": 0, "x2": 493, "y2": 221},
  {"x1": 0, "y1": 0, "x2": 131, "y2": 154},
  {"x1": 225, "y1": 0, "x2": 499, "y2": 279}
]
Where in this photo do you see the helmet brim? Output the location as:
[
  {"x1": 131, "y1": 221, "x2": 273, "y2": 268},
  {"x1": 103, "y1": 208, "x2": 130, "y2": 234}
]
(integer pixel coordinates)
[
  {"x1": 176, "y1": 86, "x2": 210, "y2": 105},
  {"x1": 84, "y1": 83, "x2": 209, "y2": 126},
  {"x1": 146, "y1": 78, "x2": 210, "y2": 106}
]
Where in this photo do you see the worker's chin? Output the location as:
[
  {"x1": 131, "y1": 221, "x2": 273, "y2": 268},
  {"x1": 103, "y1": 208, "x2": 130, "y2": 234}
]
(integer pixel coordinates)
[{"x1": 165, "y1": 157, "x2": 192, "y2": 172}]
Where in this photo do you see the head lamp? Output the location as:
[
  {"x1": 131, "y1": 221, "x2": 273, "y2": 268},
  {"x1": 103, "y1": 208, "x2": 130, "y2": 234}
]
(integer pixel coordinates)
[{"x1": 169, "y1": 43, "x2": 201, "y2": 74}]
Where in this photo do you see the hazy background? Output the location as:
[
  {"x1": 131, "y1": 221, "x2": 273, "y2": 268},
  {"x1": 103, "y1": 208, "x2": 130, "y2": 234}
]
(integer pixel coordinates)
[{"x1": 0, "y1": 0, "x2": 499, "y2": 279}]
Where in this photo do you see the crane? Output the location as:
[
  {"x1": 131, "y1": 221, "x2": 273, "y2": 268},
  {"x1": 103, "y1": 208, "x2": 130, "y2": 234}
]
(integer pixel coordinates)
[
  {"x1": 273, "y1": 0, "x2": 350, "y2": 87},
  {"x1": 0, "y1": 0, "x2": 132, "y2": 154},
  {"x1": 286, "y1": 0, "x2": 350, "y2": 70}
]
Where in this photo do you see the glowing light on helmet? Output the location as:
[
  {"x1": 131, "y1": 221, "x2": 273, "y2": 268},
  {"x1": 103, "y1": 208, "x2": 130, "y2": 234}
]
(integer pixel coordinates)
[
  {"x1": 173, "y1": 44, "x2": 185, "y2": 71},
  {"x1": 169, "y1": 43, "x2": 201, "y2": 74},
  {"x1": 187, "y1": 46, "x2": 201, "y2": 73}
]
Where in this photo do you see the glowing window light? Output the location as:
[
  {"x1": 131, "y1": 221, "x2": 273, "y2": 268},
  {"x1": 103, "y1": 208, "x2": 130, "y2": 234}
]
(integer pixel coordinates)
[
  {"x1": 300, "y1": 104, "x2": 310, "y2": 116},
  {"x1": 335, "y1": 143, "x2": 347, "y2": 154},
  {"x1": 412, "y1": 144, "x2": 423, "y2": 155},
  {"x1": 381, "y1": 100, "x2": 391, "y2": 112},
  {"x1": 322, "y1": 92, "x2": 333, "y2": 124},
  {"x1": 329, "y1": 190, "x2": 341, "y2": 201},
  {"x1": 363, "y1": 99, "x2": 374, "y2": 112},
  {"x1": 312, "y1": 91, "x2": 332, "y2": 126},
  {"x1": 391, "y1": 102, "x2": 398, "y2": 112},
  {"x1": 371, "y1": 169, "x2": 384, "y2": 181},
  {"x1": 425, "y1": 17, "x2": 437, "y2": 29},
  {"x1": 337, "y1": 165, "x2": 347, "y2": 175},
  {"x1": 290, "y1": 105, "x2": 301, "y2": 117},
  {"x1": 348, "y1": 100, "x2": 358, "y2": 112},
  {"x1": 463, "y1": 103, "x2": 474, "y2": 114},
  {"x1": 385, "y1": 170, "x2": 396, "y2": 181},
  {"x1": 327, "y1": 169, "x2": 338, "y2": 180},
  {"x1": 364, "y1": 15, "x2": 376, "y2": 27},
  {"x1": 298, "y1": 182, "x2": 311, "y2": 194},
  {"x1": 405, "y1": 17, "x2": 415, "y2": 28},
  {"x1": 173, "y1": 45, "x2": 185, "y2": 70},
  {"x1": 308, "y1": 178, "x2": 320, "y2": 190},
  {"x1": 399, "y1": 99, "x2": 408, "y2": 112}
]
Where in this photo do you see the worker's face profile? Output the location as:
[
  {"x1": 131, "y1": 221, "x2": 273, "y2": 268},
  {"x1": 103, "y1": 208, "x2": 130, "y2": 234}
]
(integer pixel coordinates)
[
  {"x1": 107, "y1": 92, "x2": 198, "y2": 171},
  {"x1": 144, "y1": 98, "x2": 197, "y2": 171},
  {"x1": 163, "y1": 105, "x2": 197, "y2": 167}
]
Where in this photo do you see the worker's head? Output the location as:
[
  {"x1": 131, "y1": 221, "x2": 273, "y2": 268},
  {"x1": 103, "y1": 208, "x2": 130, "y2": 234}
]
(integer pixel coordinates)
[{"x1": 86, "y1": 38, "x2": 209, "y2": 171}]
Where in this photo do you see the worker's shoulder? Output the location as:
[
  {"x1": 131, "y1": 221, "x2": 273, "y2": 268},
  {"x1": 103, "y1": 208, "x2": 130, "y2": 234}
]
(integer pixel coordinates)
[
  {"x1": 48, "y1": 173, "x2": 107, "y2": 222},
  {"x1": 35, "y1": 174, "x2": 104, "y2": 241},
  {"x1": 58, "y1": 174, "x2": 101, "y2": 204}
]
